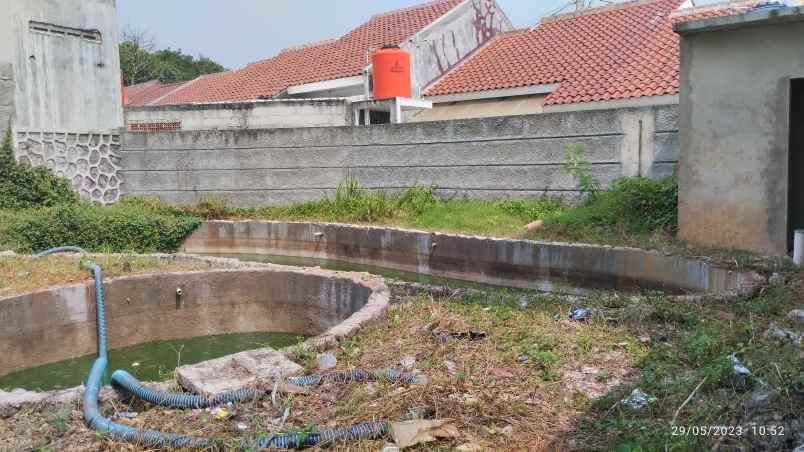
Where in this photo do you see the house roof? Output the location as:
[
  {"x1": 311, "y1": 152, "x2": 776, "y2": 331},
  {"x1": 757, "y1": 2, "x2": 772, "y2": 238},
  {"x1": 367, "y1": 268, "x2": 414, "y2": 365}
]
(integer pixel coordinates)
[
  {"x1": 424, "y1": 0, "x2": 752, "y2": 105},
  {"x1": 124, "y1": 80, "x2": 193, "y2": 107},
  {"x1": 144, "y1": 0, "x2": 465, "y2": 105}
]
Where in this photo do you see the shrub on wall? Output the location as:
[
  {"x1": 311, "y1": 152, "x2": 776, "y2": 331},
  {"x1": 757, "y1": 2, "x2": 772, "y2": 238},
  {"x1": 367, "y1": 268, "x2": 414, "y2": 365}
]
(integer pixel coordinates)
[{"x1": 0, "y1": 130, "x2": 78, "y2": 209}]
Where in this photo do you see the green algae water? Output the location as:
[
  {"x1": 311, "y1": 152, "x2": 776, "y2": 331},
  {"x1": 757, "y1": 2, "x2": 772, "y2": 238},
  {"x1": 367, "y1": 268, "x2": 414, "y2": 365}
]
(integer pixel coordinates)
[
  {"x1": 210, "y1": 253, "x2": 497, "y2": 290},
  {"x1": 0, "y1": 332, "x2": 302, "y2": 392}
]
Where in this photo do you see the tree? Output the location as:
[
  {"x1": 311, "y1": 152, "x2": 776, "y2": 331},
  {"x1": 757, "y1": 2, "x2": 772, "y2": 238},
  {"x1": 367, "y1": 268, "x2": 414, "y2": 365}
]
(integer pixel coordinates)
[{"x1": 119, "y1": 26, "x2": 226, "y2": 86}]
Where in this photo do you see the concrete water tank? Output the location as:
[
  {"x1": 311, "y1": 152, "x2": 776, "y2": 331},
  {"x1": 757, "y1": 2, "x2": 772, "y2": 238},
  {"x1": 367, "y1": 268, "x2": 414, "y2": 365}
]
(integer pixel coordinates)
[{"x1": 372, "y1": 45, "x2": 411, "y2": 100}]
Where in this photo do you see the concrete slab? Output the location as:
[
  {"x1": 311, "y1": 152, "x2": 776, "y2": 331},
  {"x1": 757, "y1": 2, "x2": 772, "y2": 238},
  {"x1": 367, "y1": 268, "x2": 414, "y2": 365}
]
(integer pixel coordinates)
[{"x1": 176, "y1": 347, "x2": 303, "y2": 396}]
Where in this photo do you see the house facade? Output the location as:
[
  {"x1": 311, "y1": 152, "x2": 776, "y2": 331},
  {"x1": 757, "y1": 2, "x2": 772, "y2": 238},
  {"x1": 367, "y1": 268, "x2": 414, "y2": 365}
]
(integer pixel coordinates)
[
  {"x1": 675, "y1": 4, "x2": 804, "y2": 255},
  {"x1": 124, "y1": 0, "x2": 513, "y2": 131}
]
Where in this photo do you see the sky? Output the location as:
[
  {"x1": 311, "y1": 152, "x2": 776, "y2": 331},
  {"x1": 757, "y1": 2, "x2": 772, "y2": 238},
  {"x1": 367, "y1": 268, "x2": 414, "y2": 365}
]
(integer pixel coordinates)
[{"x1": 117, "y1": 0, "x2": 721, "y2": 70}]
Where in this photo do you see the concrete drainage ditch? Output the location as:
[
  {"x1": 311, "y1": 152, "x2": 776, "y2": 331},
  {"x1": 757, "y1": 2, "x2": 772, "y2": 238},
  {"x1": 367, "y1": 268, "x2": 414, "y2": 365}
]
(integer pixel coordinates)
[{"x1": 182, "y1": 220, "x2": 765, "y2": 297}]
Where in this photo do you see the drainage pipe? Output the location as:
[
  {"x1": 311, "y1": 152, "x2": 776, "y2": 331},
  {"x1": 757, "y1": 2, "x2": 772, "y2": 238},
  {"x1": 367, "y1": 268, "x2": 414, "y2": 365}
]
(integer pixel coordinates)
[{"x1": 35, "y1": 246, "x2": 402, "y2": 449}]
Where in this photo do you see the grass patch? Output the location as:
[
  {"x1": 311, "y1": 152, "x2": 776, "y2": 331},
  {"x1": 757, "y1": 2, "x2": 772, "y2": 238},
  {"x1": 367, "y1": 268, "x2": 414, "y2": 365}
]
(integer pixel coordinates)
[
  {"x1": 184, "y1": 176, "x2": 797, "y2": 272},
  {"x1": 185, "y1": 175, "x2": 680, "y2": 251},
  {"x1": 190, "y1": 180, "x2": 565, "y2": 238},
  {"x1": 0, "y1": 253, "x2": 208, "y2": 297}
]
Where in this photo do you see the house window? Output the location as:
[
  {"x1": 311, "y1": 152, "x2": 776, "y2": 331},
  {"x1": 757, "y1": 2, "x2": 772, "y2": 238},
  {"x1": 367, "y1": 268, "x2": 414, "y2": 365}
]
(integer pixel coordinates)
[{"x1": 29, "y1": 21, "x2": 102, "y2": 44}]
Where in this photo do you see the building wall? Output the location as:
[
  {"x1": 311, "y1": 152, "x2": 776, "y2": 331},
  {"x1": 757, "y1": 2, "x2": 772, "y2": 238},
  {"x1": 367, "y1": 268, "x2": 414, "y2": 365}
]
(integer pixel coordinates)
[
  {"x1": 0, "y1": 0, "x2": 124, "y2": 204},
  {"x1": 125, "y1": 99, "x2": 353, "y2": 132},
  {"x1": 0, "y1": 63, "x2": 13, "y2": 136},
  {"x1": 677, "y1": 17, "x2": 804, "y2": 255},
  {"x1": 404, "y1": 0, "x2": 513, "y2": 98},
  {"x1": 1, "y1": 0, "x2": 123, "y2": 133},
  {"x1": 119, "y1": 105, "x2": 678, "y2": 207},
  {"x1": 409, "y1": 94, "x2": 547, "y2": 122}
]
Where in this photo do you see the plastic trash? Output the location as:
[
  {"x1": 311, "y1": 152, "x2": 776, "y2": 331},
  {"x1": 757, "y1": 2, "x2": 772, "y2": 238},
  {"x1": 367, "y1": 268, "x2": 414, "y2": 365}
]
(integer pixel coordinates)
[
  {"x1": 516, "y1": 355, "x2": 530, "y2": 363},
  {"x1": 621, "y1": 388, "x2": 656, "y2": 410},
  {"x1": 400, "y1": 356, "x2": 417, "y2": 371},
  {"x1": 569, "y1": 307, "x2": 592, "y2": 321},
  {"x1": 728, "y1": 353, "x2": 751, "y2": 376},
  {"x1": 211, "y1": 407, "x2": 231, "y2": 420},
  {"x1": 766, "y1": 323, "x2": 803, "y2": 347},
  {"x1": 316, "y1": 353, "x2": 338, "y2": 371},
  {"x1": 432, "y1": 328, "x2": 487, "y2": 343},
  {"x1": 117, "y1": 411, "x2": 138, "y2": 419},
  {"x1": 406, "y1": 406, "x2": 434, "y2": 420},
  {"x1": 517, "y1": 295, "x2": 530, "y2": 309}
]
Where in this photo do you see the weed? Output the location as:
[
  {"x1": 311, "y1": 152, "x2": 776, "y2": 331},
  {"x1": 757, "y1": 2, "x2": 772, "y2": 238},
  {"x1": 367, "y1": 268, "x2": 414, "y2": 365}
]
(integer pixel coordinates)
[
  {"x1": 47, "y1": 410, "x2": 70, "y2": 434},
  {"x1": 562, "y1": 143, "x2": 601, "y2": 199},
  {"x1": 193, "y1": 195, "x2": 229, "y2": 220},
  {"x1": 396, "y1": 184, "x2": 437, "y2": 215}
]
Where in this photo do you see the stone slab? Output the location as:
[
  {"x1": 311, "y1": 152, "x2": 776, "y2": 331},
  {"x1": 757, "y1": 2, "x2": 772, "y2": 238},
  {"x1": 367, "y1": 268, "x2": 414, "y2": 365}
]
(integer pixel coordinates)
[{"x1": 175, "y1": 346, "x2": 303, "y2": 396}]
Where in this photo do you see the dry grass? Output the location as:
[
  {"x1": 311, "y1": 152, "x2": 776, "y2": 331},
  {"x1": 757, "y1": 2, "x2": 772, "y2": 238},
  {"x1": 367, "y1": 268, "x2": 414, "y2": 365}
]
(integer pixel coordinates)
[
  {"x1": 0, "y1": 254, "x2": 208, "y2": 298},
  {"x1": 3, "y1": 280, "x2": 801, "y2": 451},
  {"x1": 0, "y1": 291, "x2": 640, "y2": 451}
]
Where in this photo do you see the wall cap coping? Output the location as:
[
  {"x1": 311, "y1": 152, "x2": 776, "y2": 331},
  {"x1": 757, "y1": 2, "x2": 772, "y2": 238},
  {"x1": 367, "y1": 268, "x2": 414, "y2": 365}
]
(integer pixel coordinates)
[{"x1": 674, "y1": 5, "x2": 804, "y2": 35}]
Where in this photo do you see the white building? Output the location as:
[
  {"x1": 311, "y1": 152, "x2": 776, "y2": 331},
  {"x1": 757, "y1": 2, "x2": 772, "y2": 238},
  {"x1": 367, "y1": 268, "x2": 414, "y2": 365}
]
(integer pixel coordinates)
[{"x1": 0, "y1": 0, "x2": 124, "y2": 203}]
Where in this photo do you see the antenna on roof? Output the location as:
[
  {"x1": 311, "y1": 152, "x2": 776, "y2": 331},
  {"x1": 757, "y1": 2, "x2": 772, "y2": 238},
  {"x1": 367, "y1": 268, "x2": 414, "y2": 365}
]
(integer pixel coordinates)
[{"x1": 549, "y1": 0, "x2": 614, "y2": 15}]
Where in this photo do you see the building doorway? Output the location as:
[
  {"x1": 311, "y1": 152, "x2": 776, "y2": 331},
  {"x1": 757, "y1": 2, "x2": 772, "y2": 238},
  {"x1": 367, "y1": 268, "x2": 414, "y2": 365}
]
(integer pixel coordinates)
[{"x1": 789, "y1": 78, "x2": 804, "y2": 251}]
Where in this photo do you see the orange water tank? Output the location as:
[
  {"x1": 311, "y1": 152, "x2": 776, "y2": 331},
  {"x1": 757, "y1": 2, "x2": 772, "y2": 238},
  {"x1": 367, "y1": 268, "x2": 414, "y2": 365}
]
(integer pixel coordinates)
[{"x1": 372, "y1": 45, "x2": 412, "y2": 100}]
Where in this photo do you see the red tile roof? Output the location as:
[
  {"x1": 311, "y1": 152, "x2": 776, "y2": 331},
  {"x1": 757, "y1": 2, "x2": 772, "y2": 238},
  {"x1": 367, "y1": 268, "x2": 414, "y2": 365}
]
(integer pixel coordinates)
[
  {"x1": 153, "y1": 0, "x2": 465, "y2": 105},
  {"x1": 124, "y1": 80, "x2": 193, "y2": 107},
  {"x1": 424, "y1": 0, "x2": 753, "y2": 105}
]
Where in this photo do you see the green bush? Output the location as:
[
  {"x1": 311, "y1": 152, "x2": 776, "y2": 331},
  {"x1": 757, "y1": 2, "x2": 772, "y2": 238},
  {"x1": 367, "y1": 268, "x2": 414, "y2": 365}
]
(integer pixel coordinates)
[
  {"x1": 4, "y1": 198, "x2": 200, "y2": 253},
  {"x1": 396, "y1": 185, "x2": 437, "y2": 215},
  {"x1": 0, "y1": 130, "x2": 78, "y2": 209},
  {"x1": 545, "y1": 176, "x2": 678, "y2": 236}
]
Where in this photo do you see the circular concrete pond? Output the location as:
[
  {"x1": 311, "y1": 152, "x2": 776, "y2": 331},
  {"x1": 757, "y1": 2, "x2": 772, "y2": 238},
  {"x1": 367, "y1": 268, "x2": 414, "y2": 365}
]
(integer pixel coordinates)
[{"x1": 0, "y1": 256, "x2": 389, "y2": 381}]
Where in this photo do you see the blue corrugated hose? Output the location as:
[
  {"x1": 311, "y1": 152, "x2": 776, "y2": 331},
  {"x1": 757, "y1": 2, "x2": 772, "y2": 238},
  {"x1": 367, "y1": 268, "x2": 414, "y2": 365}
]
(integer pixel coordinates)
[{"x1": 36, "y1": 246, "x2": 416, "y2": 449}]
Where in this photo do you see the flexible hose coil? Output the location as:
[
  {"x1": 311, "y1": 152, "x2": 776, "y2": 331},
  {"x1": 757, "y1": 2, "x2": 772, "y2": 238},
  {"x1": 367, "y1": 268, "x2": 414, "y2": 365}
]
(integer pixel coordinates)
[
  {"x1": 36, "y1": 246, "x2": 403, "y2": 449},
  {"x1": 112, "y1": 367, "x2": 421, "y2": 409}
]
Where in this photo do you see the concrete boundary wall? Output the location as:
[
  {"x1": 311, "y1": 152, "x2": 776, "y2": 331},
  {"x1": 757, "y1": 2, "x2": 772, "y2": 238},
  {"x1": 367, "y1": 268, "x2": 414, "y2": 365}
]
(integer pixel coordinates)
[
  {"x1": 120, "y1": 105, "x2": 679, "y2": 207},
  {"x1": 125, "y1": 99, "x2": 353, "y2": 132},
  {"x1": 181, "y1": 221, "x2": 763, "y2": 297},
  {"x1": 0, "y1": 255, "x2": 389, "y2": 377}
]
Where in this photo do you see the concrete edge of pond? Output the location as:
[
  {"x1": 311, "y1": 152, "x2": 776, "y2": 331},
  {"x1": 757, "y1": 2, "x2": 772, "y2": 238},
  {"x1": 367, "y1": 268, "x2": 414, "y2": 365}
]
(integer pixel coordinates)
[
  {"x1": 0, "y1": 254, "x2": 390, "y2": 417},
  {"x1": 181, "y1": 220, "x2": 766, "y2": 298}
]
